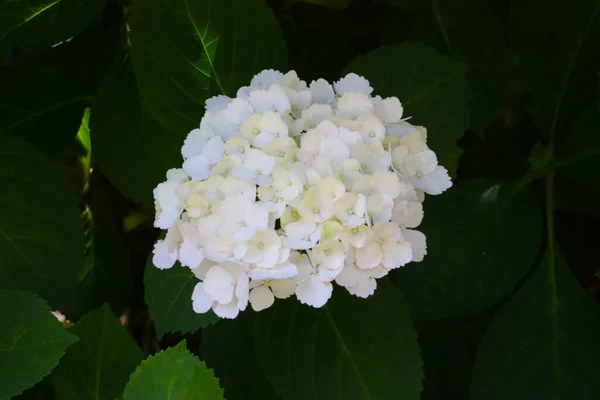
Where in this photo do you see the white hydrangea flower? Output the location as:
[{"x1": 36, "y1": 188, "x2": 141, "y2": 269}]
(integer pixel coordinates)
[
  {"x1": 249, "y1": 278, "x2": 295, "y2": 311},
  {"x1": 310, "y1": 79, "x2": 335, "y2": 104},
  {"x1": 192, "y1": 262, "x2": 249, "y2": 319},
  {"x1": 151, "y1": 68, "x2": 452, "y2": 318},
  {"x1": 334, "y1": 73, "x2": 373, "y2": 95}
]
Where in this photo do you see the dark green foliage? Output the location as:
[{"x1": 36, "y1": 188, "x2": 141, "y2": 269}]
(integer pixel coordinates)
[
  {"x1": 0, "y1": 67, "x2": 88, "y2": 157},
  {"x1": 0, "y1": 135, "x2": 83, "y2": 315},
  {"x1": 253, "y1": 279, "x2": 422, "y2": 399},
  {"x1": 144, "y1": 260, "x2": 218, "y2": 338},
  {"x1": 127, "y1": 0, "x2": 288, "y2": 133},
  {"x1": 0, "y1": 290, "x2": 77, "y2": 399},
  {"x1": 0, "y1": 0, "x2": 106, "y2": 49},
  {"x1": 51, "y1": 305, "x2": 143, "y2": 400},
  {"x1": 122, "y1": 341, "x2": 224, "y2": 400},
  {"x1": 201, "y1": 312, "x2": 279, "y2": 400},
  {"x1": 471, "y1": 247, "x2": 600, "y2": 399},
  {"x1": 0, "y1": 0, "x2": 599, "y2": 399},
  {"x1": 392, "y1": 180, "x2": 543, "y2": 319}
]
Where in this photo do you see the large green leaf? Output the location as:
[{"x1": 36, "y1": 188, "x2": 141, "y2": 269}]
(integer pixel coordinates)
[
  {"x1": 392, "y1": 180, "x2": 542, "y2": 320},
  {"x1": 127, "y1": 0, "x2": 288, "y2": 133},
  {"x1": 344, "y1": 43, "x2": 471, "y2": 171},
  {"x1": 91, "y1": 53, "x2": 181, "y2": 206},
  {"x1": 471, "y1": 246, "x2": 600, "y2": 399},
  {"x1": 557, "y1": 104, "x2": 600, "y2": 188},
  {"x1": 122, "y1": 341, "x2": 224, "y2": 400},
  {"x1": 144, "y1": 260, "x2": 218, "y2": 338},
  {"x1": 201, "y1": 312, "x2": 278, "y2": 400},
  {"x1": 418, "y1": 313, "x2": 492, "y2": 400},
  {"x1": 77, "y1": 201, "x2": 133, "y2": 315},
  {"x1": 0, "y1": 290, "x2": 77, "y2": 400},
  {"x1": 555, "y1": 104, "x2": 600, "y2": 219},
  {"x1": 13, "y1": 376, "x2": 54, "y2": 400},
  {"x1": 0, "y1": 0, "x2": 105, "y2": 48},
  {"x1": 75, "y1": 109, "x2": 132, "y2": 314},
  {"x1": 0, "y1": 135, "x2": 83, "y2": 315},
  {"x1": 379, "y1": 0, "x2": 420, "y2": 9},
  {"x1": 0, "y1": 67, "x2": 88, "y2": 156},
  {"x1": 51, "y1": 305, "x2": 142, "y2": 400},
  {"x1": 406, "y1": 0, "x2": 507, "y2": 135},
  {"x1": 254, "y1": 279, "x2": 422, "y2": 400},
  {"x1": 510, "y1": 0, "x2": 600, "y2": 139}
]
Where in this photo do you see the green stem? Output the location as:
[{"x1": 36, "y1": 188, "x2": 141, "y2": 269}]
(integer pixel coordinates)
[{"x1": 545, "y1": 172, "x2": 560, "y2": 394}]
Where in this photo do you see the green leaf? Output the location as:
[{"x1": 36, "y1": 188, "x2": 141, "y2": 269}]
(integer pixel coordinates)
[
  {"x1": 254, "y1": 279, "x2": 422, "y2": 400},
  {"x1": 122, "y1": 341, "x2": 224, "y2": 400},
  {"x1": 528, "y1": 141, "x2": 553, "y2": 172},
  {"x1": 406, "y1": 0, "x2": 507, "y2": 135},
  {"x1": 378, "y1": 0, "x2": 420, "y2": 9},
  {"x1": 419, "y1": 313, "x2": 492, "y2": 400},
  {"x1": 555, "y1": 104, "x2": 600, "y2": 219},
  {"x1": 298, "y1": 0, "x2": 355, "y2": 9},
  {"x1": 344, "y1": 43, "x2": 471, "y2": 171},
  {"x1": 13, "y1": 375, "x2": 55, "y2": 400},
  {"x1": 0, "y1": 67, "x2": 88, "y2": 156},
  {"x1": 0, "y1": 135, "x2": 83, "y2": 315},
  {"x1": 144, "y1": 260, "x2": 218, "y2": 338},
  {"x1": 510, "y1": 0, "x2": 600, "y2": 139},
  {"x1": 201, "y1": 312, "x2": 278, "y2": 400},
  {"x1": 51, "y1": 304, "x2": 142, "y2": 400},
  {"x1": 91, "y1": 52, "x2": 180, "y2": 206},
  {"x1": 0, "y1": 290, "x2": 77, "y2": 400},
  {"x1": 392, "y1": 180, "x2": 543, "y2": 320},
  {"x1": 557, "y1": 104, "x2": 600, "y2": 188},
  {"x1": 471, "y1": 247, "x2": 600, "y2": 399},
  {"x1": 127, "y1": 0, "x2": 288, "y2": 133},
  {"x1": 77, "y1": 207, "x2": 133, "y2": 315},
  {"x1": 0, "y1": 0, "x2": 106, "y2": 49}
]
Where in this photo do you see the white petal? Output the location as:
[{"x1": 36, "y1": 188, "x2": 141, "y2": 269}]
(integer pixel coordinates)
[
  {"x1": 251, "y1": 69, "x2": 284, "y2": 89},
  {"x1": 382, "y1": 240, "x2": 412, "y2": 269},
  {"x1": 183, "y1": 155, "x2": 211, "y2": 180},
  {"x1": 181, "y1": 128, "x2": 208, "y2": 159},
  {"x1": 403, "y1": 229, "x2": 427, "y2": 262},
  {"x1": 336, "y1": 92, "x2": 374, "y2": 119},
  {"x1": 234, "y1": 226, "x2": 256, "y2": 242},
  {"x1": 203, "y1": 266, "x2": 235, "y2": 304},
  {"x1": 295, "y1": 275, "x2": 332, "y2": 308},
  {"x1": 374, "y1": 97, "x2": 403, "y2": 123},
  {"x1": 166, "y1": 168, "x2": 189, "y2": 183},
  {"x1": 202, "y1": 137, "x2": 225, "y2": 165},
  {"x1": 178, "y1": 239, "x2": 204, "y2": 268},
  {"x1": 420, "y1": 166, "x2": 453, "y2": 195},
  {"x1": 250, "y1": 286, "x2": 275, "y2": 311},
  {"x1": 270, "y1": 279, "x2": 296, "y2": 299},
  {"x1": 347, "y1": 271, "x2": 377, "y2": 298},
  {"x1": 213, "y1": 299, "x2": 240, "y2": 319},
  {"x1": 334, "y1": 73, "x2": 373, "y2": 95},
  {"x1": 270, "y1": 85, "x2": 292, "y2": 114},
  {"x1": 230, "y1": 166, "x2": 257, "y2": 181},
  {"x1": 205, "y1": 95, "x2": 231, "y2": 112},
  {"x1": 249, "y1": 263, "x2": 298, "y2": 280},
  {"x1": 355, "y1": 243, "x2": 382, "y2": 269},
  {"x1": 235, "y1": 273, "x2": 250, "y2": 311},
  {"x1": 191, "y1": 282, "x2": 213, "y2": 313},
  {"x1": 318, "y1": 266, "x2": 342, "y2": 282},
  {"x1": 191, "y1": 259, "x2": 215, "y2": 280},
  {"x1": 152, "y1": 240, "x2": 176, "y2": 270},
  {"x1": 335, "y1": 263, "x2": 359, "y2": 287},
  {"x1": 310, "y1": 79, "x2": 335, "y2": 104}
]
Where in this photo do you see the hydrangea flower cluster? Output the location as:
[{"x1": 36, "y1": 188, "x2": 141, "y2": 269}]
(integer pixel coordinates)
[{"x1": 151, "y1": 70, "x2": 452, "y2": 319}]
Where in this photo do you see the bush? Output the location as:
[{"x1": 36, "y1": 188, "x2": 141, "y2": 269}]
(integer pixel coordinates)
[{"x1": 0, "y1": 0, "x2": 599, "y2": 399}]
